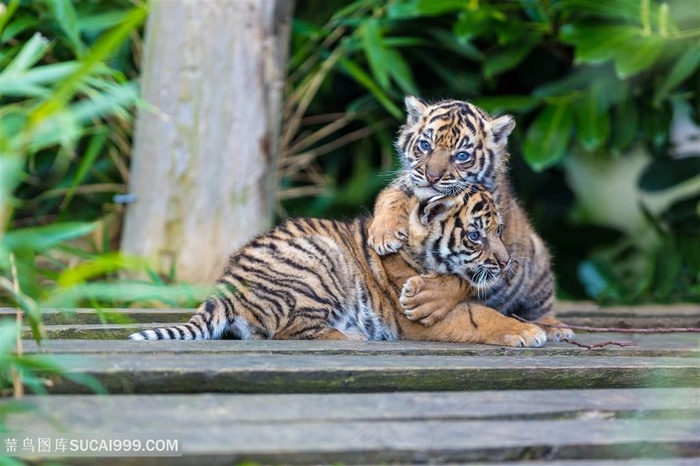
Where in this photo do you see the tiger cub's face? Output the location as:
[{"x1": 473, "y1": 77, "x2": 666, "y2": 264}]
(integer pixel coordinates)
[
  {"x1": 407, "y1": 188, "x2": 511, "y2": 292},
  {"x1": 396, "y1": 96, "x2": 515, "y2": 199}
]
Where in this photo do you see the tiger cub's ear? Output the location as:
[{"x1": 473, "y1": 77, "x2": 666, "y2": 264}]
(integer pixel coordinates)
[
  {"x1": 489, "y1": 115, "x2": 515, "y2": 147},
  {"x1": 405, "y1": 95, "x2": 428, "y2": 125},
  {"x1": 418, "y1": 196, "x2": 458, "y2": 226}
]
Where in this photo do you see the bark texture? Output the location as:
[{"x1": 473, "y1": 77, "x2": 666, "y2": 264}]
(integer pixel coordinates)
[{"x1": 121, "y1": 0, "x2": 293, "y2": 282}]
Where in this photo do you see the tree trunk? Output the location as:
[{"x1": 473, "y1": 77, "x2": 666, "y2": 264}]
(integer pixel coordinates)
[{"x1": 121, "y1": 0, "x2": 293, "y2": 283}]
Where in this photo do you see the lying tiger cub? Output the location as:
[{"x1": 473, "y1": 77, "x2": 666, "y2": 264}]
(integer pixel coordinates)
[
  {"x1": 368, "y1": 96, "x2": 573, "y2": 341},
  {"x1": 129, "y1": 187, "x2": 546, "y2": 347}
]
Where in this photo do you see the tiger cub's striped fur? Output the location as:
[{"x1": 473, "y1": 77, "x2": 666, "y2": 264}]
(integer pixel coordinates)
[
  {"x1": 129, "y1": 188, "x2": 546, "y2": 347},
  {"x1": 368, "y1": 96, "x2": 572, "y2": 340}
]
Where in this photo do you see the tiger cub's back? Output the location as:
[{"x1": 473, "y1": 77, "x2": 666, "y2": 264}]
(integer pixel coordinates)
[{"x1": 129, "y1": 216, "x2": 401, "y2": 341}]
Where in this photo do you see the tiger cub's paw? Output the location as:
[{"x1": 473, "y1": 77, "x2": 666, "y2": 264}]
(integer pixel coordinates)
[
  {"x1": 537, "y1": 315, "x2": 575, "y2": 342},
  {"x1": 400, "y1": 275, "x2": 452, "y2": 326},
  {"x1": 502, "y1": 323, "x2": 547, "y2": 348},
  {"x1": 368, "y1": 215, "x2": 409, "y2": 256}
]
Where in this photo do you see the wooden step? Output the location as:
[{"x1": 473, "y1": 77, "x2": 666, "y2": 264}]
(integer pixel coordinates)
[
  {"x1": 5, "y1": 389, "x2": 698, "y2": 464},
  {"x1": 4, "y1": 302, "x2": 700, "y2": 336},
  {"x1": 17, "y1": 341, "x2": 700, "y2": 394},
  {"x1": 19, "y1": 334, "x2": 700, "y2": 357}
]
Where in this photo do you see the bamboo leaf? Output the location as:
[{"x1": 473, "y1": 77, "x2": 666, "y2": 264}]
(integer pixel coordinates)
[
  {"x1": 45, "y1": 0, "x2": 85, "y2": 56},
  {"x1": 30, "y1": 4, "x2": 148, "y2": 122},
  {"x1": 337, "y1": 57, "x2": 402, "y2": 119},
  {"x1": 3, "y1": 222, "x2": 98, "y2": 253},
  {"x1": 0, "y1": 32, "x2": 49, "y2": 77},
  {"x1": 359, "y1": 18, "x2": 390, "y2": 90},
  {"x1": 61, "y1": 127, "x2": 108, "y2": 212},
  {"x1": 385, "y1": 49, "x2": 417, "y2": 95}
]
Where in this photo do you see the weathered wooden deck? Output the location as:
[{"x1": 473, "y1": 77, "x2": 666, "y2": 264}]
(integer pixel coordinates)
[{"x1": 4, "y1": 303, "x2": 700, "y2": 464}]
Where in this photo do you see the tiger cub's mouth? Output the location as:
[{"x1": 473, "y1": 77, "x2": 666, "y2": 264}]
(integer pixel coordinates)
[{"x1": 464, "y1": 261, "x2": 517, "y2": 291}]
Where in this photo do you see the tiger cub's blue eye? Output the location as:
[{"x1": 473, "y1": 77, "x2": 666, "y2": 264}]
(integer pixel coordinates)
[
  {"x1": 418, "y1": 140, "x2": 431, "y2": 152},
  {"x1": 497, "y1": 225, "x2": 504, "y2": 237},
  {"x1": 467, "y1": 231, "x2": 480, "y2": 242},
  {"x1": 454, "y1": 151, "x2": 471, "y2": 162}
]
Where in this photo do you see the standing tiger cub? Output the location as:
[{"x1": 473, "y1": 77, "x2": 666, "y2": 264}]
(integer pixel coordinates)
[
  {"x1": 368, "y1": 96, "x2": 573, "y2": 341},
  {"x1": 129, "y1": 187, "x2": 546, "y2": 347}
]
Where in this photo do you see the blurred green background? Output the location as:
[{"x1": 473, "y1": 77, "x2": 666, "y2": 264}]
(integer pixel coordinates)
[{"x1": 1, "y1": 0, "x2": 699, "y2": 319}]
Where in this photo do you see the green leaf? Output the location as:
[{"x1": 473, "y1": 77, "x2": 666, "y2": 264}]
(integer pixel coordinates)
[
  {"x1": 3, "y1": 222, "x2": 98, "y2": 253},
  {"x1": 77, "y1": 10, "x2": 132, "y2": 33},
  {"x1": 662, "y1": 194, "x2": 700, "y2": 235},
  {"x1": 384, "y1": 49, "x2": 417, "y2": 95},
  {"x1": 523, "y1": 104, "x2": 574, "y2": 171},
  {"x1": 71, "y1": 80, "x2": 138, "y2": 124},
  {"x1": 428, "y1": 28, "x2": 482, "y2": 61},
  {"x1": 337, "y1": 57, "x2": 402, "y2": 119},
  {"x1": 43, "y1": 282, "x2": 214, "y2": 308},
  {"x1": 387, "y1": 0, "x2": 466, "y2": 19},
  {"x1": 0, "y1": 32, "x2": 49, "y2": 77},
  {"x1": 470, "y1": 95, "x2": 539, "y2": 114},
  {"x1": 454, "y1": 8, "x2": 493, "y2": 41},
  {"x1": 61, "y1": 127, "x2": 108, "y2": 212},
  {"x1": 574, "y1": 84, "x2": 611, "y2": 151},
  {"x1": 30, "y1": 4, "x2": 148, "y2": 122},
  {"x1": 0, "y1": 320, "x2": 18, "y2": 357},
  {"x1": 610, "y1": 99, "x2": 638, "y2": 152},
  {"x1": 26, "y1": 109, "x2": 82, "y2": 153},
  {"x1": 45, "y1": 0, "x2": 85, "y2": 56},
  {"x1": 640, "y1": 101, "x2": 672, "y2": 149},
  {"x1": 560, "y1": 24, "x2": 639, "y2": 65},
  {"x1": 13, "y1": 247, "x2": 41, "y2": 301},
  {"x1": 1, "y1": 15, "x2": 39, "y2": 43},
  {"x1": 359, "y1": 19, "x2": 390, "y2": 90},
  {"x1": 638, "y1": 158, "x2": 700, "y2": 192},
  {"x1": 56, "y1": 253, "x2": 144, "y2": 287},
  {"x1": 0, "y1": 155, "x2": 22, "y2": 227},
  {"x1": 533, "y1": 66, "x2": 602, "y2": 98},
  {"x1": 483, "y1": 33, "x2": 539, "y2": 80},
  {"x1": 519, "y1": 0, "x2": 553, "y2": 26},
  {"x1": 556, "y1": 0, "x2": 655, "y2": 24},
  {"x1": 613, "y1": 35, "x2": 664, "y2": 78},
  {"x1": 653, "y1": 45, "x2": 700, "y2": 107}
]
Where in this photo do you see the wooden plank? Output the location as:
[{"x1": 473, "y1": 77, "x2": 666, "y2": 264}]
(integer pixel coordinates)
[
  {"x1": 26, "y1": 353, "x2": 699, "y2": 394},
  {"x1": 6, "y1": 390, "x2": 698, "y2": 464},
  {"x1": 3, "y1": 301, "x2": 699, "y2": 328},
  {"x1": 21, "y1": 321, "x2": 700, "y2": 340},
  {"x1": 8, "y1": 389, "x2": 698, "y2": 425},
  {"x1": 20, "y1": 334, "x2": 700, "y2": 358},
  {"x1": 5, "y1": 415, "x2": 698, "y2": 464},
  {"x1": 555, "y1": 302, "x2": 700, "y2": 317},
  {"x1": 1, "y1": 309, "x2": 193, "y2": 325}
]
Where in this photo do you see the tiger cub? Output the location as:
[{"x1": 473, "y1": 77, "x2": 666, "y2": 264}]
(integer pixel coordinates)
[
  {"x1": 128, "y1": 187, "x2": 546, "y2": 347},
  {"x1": 368, "y1": 96, "x2": 573, "y2": 341}
]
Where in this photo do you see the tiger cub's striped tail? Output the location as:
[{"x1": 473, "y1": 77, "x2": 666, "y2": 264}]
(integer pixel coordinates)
[{"x1": 128, "y1": 299, "x2": 231, "y2": 341}]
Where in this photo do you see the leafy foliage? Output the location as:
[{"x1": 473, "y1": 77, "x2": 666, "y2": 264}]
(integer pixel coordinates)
[
  {"x1": 0, "y1": 1, "x2": 209, "y2": 399},
  {"x1": 287, "y1": 0, "x2": 699, "y2": 303}
]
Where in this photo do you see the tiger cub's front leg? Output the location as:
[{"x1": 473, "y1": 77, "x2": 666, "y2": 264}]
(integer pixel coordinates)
[
  {"x1": 400, "y1": 301, "x2": 547, "y2": 347},
  {"x1": 368, "y1": 187, "x2": 410, "y2": 255},
  {"x1": 400, "y1": 274, "x2": 471, "y2": 325}
]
